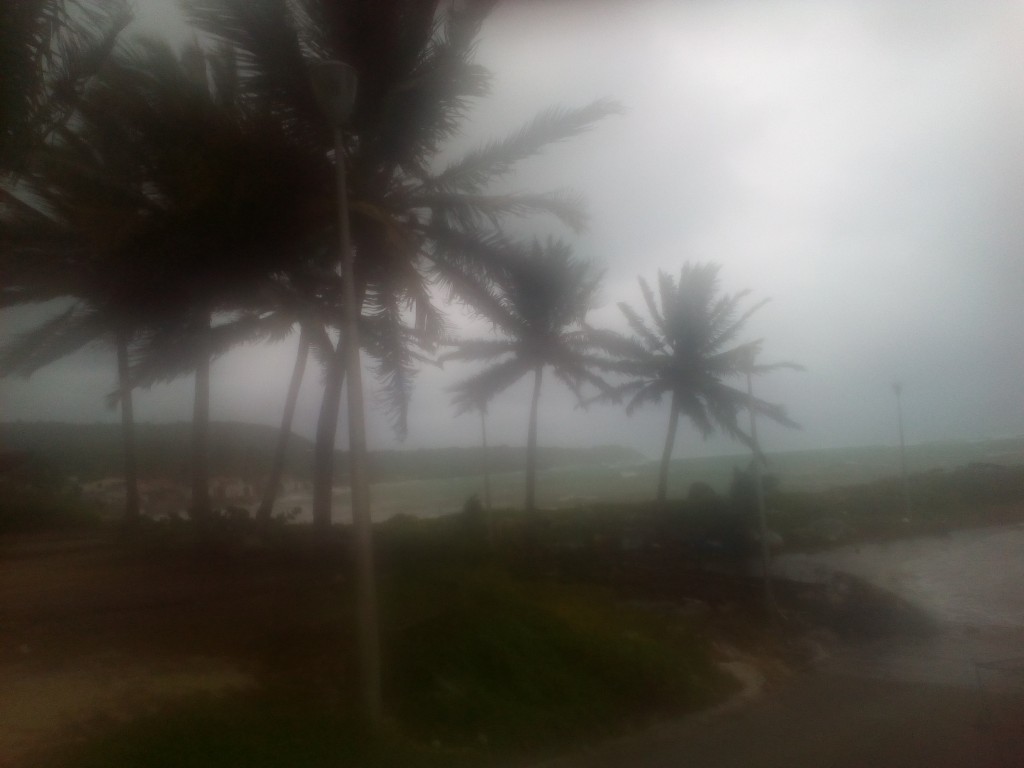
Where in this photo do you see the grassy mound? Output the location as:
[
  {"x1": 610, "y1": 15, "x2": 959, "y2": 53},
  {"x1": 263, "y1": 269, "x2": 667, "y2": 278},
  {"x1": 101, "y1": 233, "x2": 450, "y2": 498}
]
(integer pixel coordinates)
[
  {"x1": 48, "y1": 554, "x2": 731, "y2": 768},
  {"x1": 390, "y1": 575, "x2": 729, "y2": 750}
]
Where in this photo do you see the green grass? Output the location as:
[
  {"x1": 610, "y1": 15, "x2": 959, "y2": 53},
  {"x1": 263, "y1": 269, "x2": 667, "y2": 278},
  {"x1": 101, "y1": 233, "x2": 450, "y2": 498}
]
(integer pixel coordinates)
[
  {"x1": 388, "y1": 573, "x2": 730, "y2": 751},
  {"x1": 54, "y1": 694, "x2": 476, "y2": 768},
  {"x1": 44, "y1": 527, "x2": 730, "y2": 768}
]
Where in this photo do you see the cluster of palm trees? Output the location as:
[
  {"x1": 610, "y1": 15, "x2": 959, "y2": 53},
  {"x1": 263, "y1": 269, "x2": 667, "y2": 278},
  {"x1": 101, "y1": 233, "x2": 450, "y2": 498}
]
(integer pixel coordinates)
[
  {"x1": 2, "y1": 0, "x2": 799, "y2": 724},
  {"x1": 446, "y1": 258, "x2": 800, "y2": 518},
  {"x1": 1, "y1": 0, "x2": 617, "y2": 522}
]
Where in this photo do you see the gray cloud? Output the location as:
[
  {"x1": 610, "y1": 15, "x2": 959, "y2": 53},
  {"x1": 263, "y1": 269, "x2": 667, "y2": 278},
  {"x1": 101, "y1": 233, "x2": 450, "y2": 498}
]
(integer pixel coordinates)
[{"x1": 3, "y1": 0, "x2": 1022, "y2": 464}]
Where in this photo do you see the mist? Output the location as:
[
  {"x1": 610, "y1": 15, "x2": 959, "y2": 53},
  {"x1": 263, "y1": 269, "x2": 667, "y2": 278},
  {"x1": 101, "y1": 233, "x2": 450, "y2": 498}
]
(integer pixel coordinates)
[{"x1": 3, "y1": 0, "x2": 1022, "y2": 461}]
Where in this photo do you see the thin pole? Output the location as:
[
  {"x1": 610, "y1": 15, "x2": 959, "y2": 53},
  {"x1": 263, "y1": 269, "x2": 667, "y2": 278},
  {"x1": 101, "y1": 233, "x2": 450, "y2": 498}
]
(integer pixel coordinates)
[
  {"x1": 115, "y1": 328, "x2": 140, "y2": 527},
  {"x1": 335, "y1": 128, "x2": 381, "y2": 726},
  {"x1": 480, "y1": 408, "x2": 492, "y2": 519},
  {"x1": 893, "y1": 382, "x2": 911, "y2": 518},
  {"x1": 746, "y1": 367, "x2": 777, "y2": 616}
]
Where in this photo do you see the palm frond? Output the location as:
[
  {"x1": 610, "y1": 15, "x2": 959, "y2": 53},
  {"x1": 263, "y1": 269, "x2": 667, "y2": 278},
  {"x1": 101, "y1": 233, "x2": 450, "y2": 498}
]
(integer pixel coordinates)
[
  {"x1": 417, "y1": 188, "x2": 588, "y2": 233},
  {"x1": 636, "y1": 275, "x2": 664, "y2": 333},
  {"x1": 449, "y1": 355, "x2": 532, "y2": 415},
  {"x1": 617, "y1": 301, "x2": 663, "y2": 353},
  {"x1": 362, "y1": 288, "x2": 417, "y2": 438},
  {"x1": 0, "y1": 303, "x2": 107, "y2": 377},
  {"x1": 708, "y1": 296, "x2": 767, "y2": 352},
  {"x1": 625, "y1": 380, "x2": 668, "y2": 415},
  {"x1": 439, "y1": 338, "x2": 516, "y2": 364},
  {"x1": 430, "y1": 99, "x2": 622, "y2": 192}
]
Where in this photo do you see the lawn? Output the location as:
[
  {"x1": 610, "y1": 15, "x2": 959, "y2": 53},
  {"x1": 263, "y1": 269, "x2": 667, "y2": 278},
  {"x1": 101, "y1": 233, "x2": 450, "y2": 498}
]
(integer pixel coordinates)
[{"x1": 3, "y1": 515, "x2": 737, "y2": 768}]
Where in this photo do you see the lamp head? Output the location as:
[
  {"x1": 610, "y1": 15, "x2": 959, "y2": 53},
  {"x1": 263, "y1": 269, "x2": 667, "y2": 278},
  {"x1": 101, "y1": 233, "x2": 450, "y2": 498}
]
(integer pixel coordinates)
[{"x1": 310, "y1": 60, "x2": 358, "y2": 127}]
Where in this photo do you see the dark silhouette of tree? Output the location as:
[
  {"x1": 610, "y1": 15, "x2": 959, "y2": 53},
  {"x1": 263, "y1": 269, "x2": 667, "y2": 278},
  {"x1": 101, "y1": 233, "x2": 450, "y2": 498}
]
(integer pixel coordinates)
[
  {"x1": 4, "y1": 0, "x2": 615, "y2": 725},
  {"x1": 1, "y1": 0, "x2": 130, "y2": 179},
  {"x1": 175, "y1": 3, "x2": 617, "y2": 725},
  {"x1": 446, "y1": 240, "x2": 610, "y2": 513},
  {"x1": 0, "y1": 1, "x2": 136, "y2": 520},
  {"x1": 182, "y1": 0, "x2": 618, "y2": 535},
  {"x1": 4, "y1": 35, "x2": 334, "y2": 523},
  {"x1": 599, "y1": 264, "x2": 797, "y2": 503},
  {"x1": 256, "y1": 326, "x2": 310, "y2": 527}
]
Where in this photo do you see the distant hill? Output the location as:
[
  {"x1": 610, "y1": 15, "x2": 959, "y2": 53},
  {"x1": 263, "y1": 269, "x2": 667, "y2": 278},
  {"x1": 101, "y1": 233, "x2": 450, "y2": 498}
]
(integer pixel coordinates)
[
  {"x1": 0, "y1": 421, "x2": 648, "y2": 484},
  {"x1": 0, "y1": 421, "x2": 300, "y2": 482}
]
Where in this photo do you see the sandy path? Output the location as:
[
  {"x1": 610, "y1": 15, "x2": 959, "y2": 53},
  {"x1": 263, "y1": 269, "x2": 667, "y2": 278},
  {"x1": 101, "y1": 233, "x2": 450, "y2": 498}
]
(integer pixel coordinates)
[{"x1": 0, "y1": 535, "x2": 262, "y2": 766}]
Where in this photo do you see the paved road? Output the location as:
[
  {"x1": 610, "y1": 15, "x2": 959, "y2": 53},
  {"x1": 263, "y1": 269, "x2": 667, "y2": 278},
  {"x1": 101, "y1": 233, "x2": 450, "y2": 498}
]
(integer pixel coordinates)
[{"x1": 538, "y1": 626, "x2": 1024, "y2": 768}]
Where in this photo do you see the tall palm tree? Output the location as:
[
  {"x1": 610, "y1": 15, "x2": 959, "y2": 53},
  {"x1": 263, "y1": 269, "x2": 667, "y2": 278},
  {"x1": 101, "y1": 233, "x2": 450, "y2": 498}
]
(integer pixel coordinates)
[
  {"x1": 182, "y1": 0, "x2": 618, "y2": 528},
  {"x1": 180, "y1": 0, "x2": 617, "y2": 725},
  {"x1": 446, "y1": 239, "x2": 610, "y2": 513},
  {"x1": 599, "y1": 263, "x2": 798, "y2": 503}
]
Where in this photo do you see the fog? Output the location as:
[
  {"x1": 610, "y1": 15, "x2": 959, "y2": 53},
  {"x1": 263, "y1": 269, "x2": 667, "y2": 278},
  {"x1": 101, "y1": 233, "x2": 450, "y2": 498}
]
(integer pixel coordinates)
[{"x1": 3, "y1": 0, "x2": 1022, "y2": 459}]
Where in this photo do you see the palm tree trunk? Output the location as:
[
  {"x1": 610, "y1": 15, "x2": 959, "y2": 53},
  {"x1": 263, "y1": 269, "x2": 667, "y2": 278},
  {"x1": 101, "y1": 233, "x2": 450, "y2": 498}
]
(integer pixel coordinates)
[
  {"x1": 115, "y1": 328, "x2": 140, "y2": 527},
  {"x1": 524, "y1": 364, "x2": 544, "y2": 514},
  {"x1": 257, "y1": 326, "x2": 310, "y2": 530},
  {"x1": 334, "y1": 127, "x2": 381, "y2": 726},
  {"x1": 312, "y1": 338, "x2": 345, "y2": 533},
  {"x1": 190, "y1": 313, "x2": 212, "y2": 523},
  {"x1": 656, "y1": 391, "x2": 681, "y2": 504}
]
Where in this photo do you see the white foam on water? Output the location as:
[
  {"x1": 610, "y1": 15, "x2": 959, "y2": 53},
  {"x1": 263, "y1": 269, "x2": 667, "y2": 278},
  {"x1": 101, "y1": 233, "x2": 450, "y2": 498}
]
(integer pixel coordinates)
[{"x1": 777, "y1": 524, "x2": 1024, "y2": 628}]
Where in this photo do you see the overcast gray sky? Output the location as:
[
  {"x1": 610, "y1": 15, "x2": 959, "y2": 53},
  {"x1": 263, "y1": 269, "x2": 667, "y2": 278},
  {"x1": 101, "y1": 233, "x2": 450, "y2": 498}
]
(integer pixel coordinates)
[{"x1": 2, "y1": 0, "x2": 1022, "y2": 460}]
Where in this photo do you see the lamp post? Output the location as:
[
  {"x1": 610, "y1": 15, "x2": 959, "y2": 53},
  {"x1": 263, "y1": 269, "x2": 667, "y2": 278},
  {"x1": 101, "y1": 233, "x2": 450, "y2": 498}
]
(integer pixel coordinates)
[
  {"x1": 743, "y1": 353, "x2": 777, "y2": 618},
  {"x1": 310, "y1": 60, "x2": 381, "y2": 726},
  {"x1": 892, "y1": 381, "x2": 911, "y2": 520}
]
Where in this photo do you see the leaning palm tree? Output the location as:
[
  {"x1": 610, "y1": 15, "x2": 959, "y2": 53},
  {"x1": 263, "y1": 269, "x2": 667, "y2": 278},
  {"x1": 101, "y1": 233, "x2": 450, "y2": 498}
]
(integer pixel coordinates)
[
  {"x1": 600, "y1": 263, "x2": 798, "y2": 503},
  {"x1": 446, "y1": 239, "x2": 611, "y2": 513}
]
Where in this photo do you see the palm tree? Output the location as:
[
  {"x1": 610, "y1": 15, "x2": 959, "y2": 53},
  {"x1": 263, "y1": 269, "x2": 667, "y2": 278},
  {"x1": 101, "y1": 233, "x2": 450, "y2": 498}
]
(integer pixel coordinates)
[
  {"x1": 600, "y1": 263, "x2": 798, "y2": 503},
  {"x1": 446, "y1": 239, "x2": 611, "y2": 513},
  {"x1": 181, "y1": 0, "x2": 618, "y2": 529},
  {"x1": 255, "y1": 325, "x2": 310, "y2": 527},
  {"x1": 0, "y1": 2, "x2": 138, "y2": 520},
  {"x1": 1, "y1": 0, "x2": 130, "y2": 177},
  {"x1": 177, "y1": 0, "x2": 617, "y2": 725},
  {"x1": 4, "y1": 34, "x2": 335, "y2": 524}
]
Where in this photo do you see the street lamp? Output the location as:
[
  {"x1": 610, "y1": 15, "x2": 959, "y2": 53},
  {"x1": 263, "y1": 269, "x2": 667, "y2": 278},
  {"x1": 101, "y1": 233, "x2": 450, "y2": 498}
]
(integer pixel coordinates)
[
  {"x1": 742, "y1": 348, "x2": 776, "y2": 618},
  {"x1": 892, "y1": 381, "x2": 911, "y2": 520},
  {"x1": 311, "y1": 60, "x2": 382, "y2": 726},
  {"x1": 310, "y1": 61, "x2": 357, "y2": 128}
]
